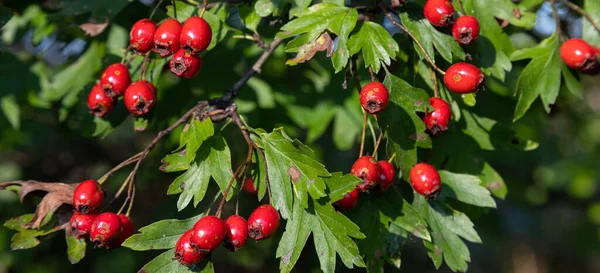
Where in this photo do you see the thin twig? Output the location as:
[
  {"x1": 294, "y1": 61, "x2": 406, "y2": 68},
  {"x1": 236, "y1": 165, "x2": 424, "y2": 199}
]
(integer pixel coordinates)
[
  {"x1": 252, "y1": 142, "x2": 272, "y2": 202},
  {"x1": 140, "y1": 53, "x2": 151, "y2": 81},
  {"x1": 556, "y1": 0, "x2": 600, "y2": 32},
  {"x1": 388, "y1": 152, "x2": 396, "y2": 163},
  {"x1": 351, "y1": 57, "x2": 362, "y2": 93},
  {"x1": 430, "y1": 66, "x2": 439, "y2": 98},
  {"x1": 456, "y1": 0, "x2": 467, "y2": 15},
  {"x1": 367, "y1": 116, "x2": 377, "y2": 156},
  {"x1": 120, "y1": 46, "x2": 131, "y2": 64},
  {"x1": 372, "y1": 130, "x2": 384, "y2": 157},
  {"x1": 199, "y1": 0, "x2": 208, "y2": 17},
  {"x1": 98, "y1": 152, "x2": 143, "y2": 184},
  {"x1": 359, "y1": 110, "x2": 367, "y2": 157},
  {"x1": 550, "y1": 0, "x2": 562, "y2": 38},
  {"x1": 368, "y1": 66, "x2": 376, "y2": 82},
  {"x1": 172, "y1": 0, "x2": 178, "y2": 19},
  {"x1": 126, "y1": 185, "x2": 136, "y2": 216},
  {"x1": 150, "y1": 0, "x2": 166, "y2": 19}
]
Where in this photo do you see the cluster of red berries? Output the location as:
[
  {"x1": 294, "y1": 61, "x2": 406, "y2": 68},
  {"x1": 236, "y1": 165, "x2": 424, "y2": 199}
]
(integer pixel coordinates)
[
  {"x1": 174, "y1": 204, "x2": 280, "y2": 266},
  {"x1": 69, "y1": 180, "x2": 134, "y2": 249},
  {"x1": 423, "y1": 0, "x2": 480, "y2": 46},
  {"x1": 560, "y1": 38, "x2": 600, "y2": 75}
]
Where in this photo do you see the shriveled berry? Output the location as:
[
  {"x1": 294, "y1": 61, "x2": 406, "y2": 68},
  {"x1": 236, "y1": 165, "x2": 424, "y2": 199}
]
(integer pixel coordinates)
[
  {"x1": 409, "y1": 163, "x2": 442, "y2": 199},
  {"x1": 153, "y1": 18, "x2": 182, "y2": 57},
  {"x1": 180, "y1": 16, "x2": 212, "y2": 52},
  {"x1": 169, "y1": 48, "x2": 202, "y2": 79},
  {"x1": 190, "y1": 216, "x2": 227, "y2": 253},
  {"x1": 90, "y1": 212, "x2": 122, "y2": 248},
  {"x1": 114, "y1": 214, "x2": 134, "y2": 247},
  {"x1": 333, "y1": 188, "x2": 360, "y2": 210},
  {"x1": 360, "y1": 82, "x2": 389, "y2": 115},
  {"x1": 560, "y1": 38, "x2": 600, "y2": 72},
  {"x1": 443, "y1": 62, "x2": 484, "y2": 93},
  {"x1": 377, "y1": 160, "x2": 395, "y2": 191},
  {"x1": 175, "y1": 229, "x2": 205, "y2": 266},
  {"x1": 87, "y1": 83, "x2": 115, "y2": 117},
  {"x1": 243, "y1": 177, "x2": 258, "y2": 194},
  {"x1": 72, "y1": 180, "x2": 104, "y2": 214},
  {"x1": 424, "y1": 97, "x2": 451, "y2": 135},
  {"x1": 130, "y1": 18, "x2": 157, "y2": 54},
  {"x1": 100, "y1": 63, "x2": 131, "y2": 97},
  {"x1": 123, "y1": 80, "x2": 156, "y2": 116},
  {"x1": 248, "y1": 204, "x2": 280, "y2": 241},
  {"x1": 350, "y1": 156, "x2": 381, "y2": 191},
  {"x1": 423, "y1": 0, "x2": 456, "y2": 27},
  {"x1": 224, "y1": 215, "x2": 248, "y2": 252},
  {"x1": 452, "y1": 16, "x2": 480, "y2": 45},
  {"x1": 69, "y1": 212, "x2": 97, "y2": 238}
]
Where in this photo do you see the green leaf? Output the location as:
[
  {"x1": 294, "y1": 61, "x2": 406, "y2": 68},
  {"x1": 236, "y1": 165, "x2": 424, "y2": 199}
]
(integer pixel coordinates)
[
  {"x1": 123, "y1": 215, "x2": 201, "y2": 251},
  {"x1": 248, "y1": 77, "x2": 276, "y2": 109},
  {"x1": 4, "y1": 214, "x2": 59, "y2": 250},
  {"x1": 238, "y1": 6, "x2": 261, "y2": 33},
  {"x1": 460, "y1": 0, "x2": 536, "y2": 28},
  {"x1": 583, "y1": 0, "x2": 600, "y2": 47},
  {"x1": 290, "y1": 0, "x2": 312, "y2": 17},
  {"x1": 66, "y1": 232, "x2": 86, "y2": 264},
  {"x1": 1, "y1": 95, "x2": 19, "y2": 129},
  {"x1": 321, "y1": 172, "x2": 361, "y2": 204},
  {"x1": 140, "y1": 249, "x2": 214, "y2": 273},
  {"x1": 378, "y1": 189, "x2": 431, "y2": 241},
  {"x1": 179, "y1": 118, "x2": 214, "y2": 163},
  {"x1": 255, "y1": 0, "x2": 283, "y2": 17},
  {"x1": 276, "y1": 199, "x2": 313, "y2": 273},
  {"x1": 438, "y1": 171, "x2": 496, "y2": 208},
  {"x1": 160, "y1": 152, "x2": 190, "y2": 173},
  {"x1": 287, "y1": 102, "x2": 336, "y2": 143},
  {"x1": 561, "y1": 65, "x2": 583, "y2": 99},
  {"x1": 347, "y1": 21, "x2": 399, "y2": 73}
]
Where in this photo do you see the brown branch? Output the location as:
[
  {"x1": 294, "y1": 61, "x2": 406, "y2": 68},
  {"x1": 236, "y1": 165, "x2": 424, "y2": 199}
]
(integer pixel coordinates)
[
  {"x1": 430, "y1": 66, "x2": 440, "y2": 98},
  {"x1": 456, "y1": 0, "x2": 467, "y2": 15},
  {"x1": 550, "y1": 0, "x2": 563, "y2": 38},
  {"x1": 556, "y1": 0, "x2": 600, "y2": 33},
  {"x1": 351, "y1": 57, "x2": 362, "y2": 92}
]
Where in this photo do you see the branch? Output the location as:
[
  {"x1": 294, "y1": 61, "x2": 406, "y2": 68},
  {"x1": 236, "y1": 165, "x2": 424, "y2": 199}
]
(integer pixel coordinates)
[
  {"x1": 556, "y1": 0, "x2": 600, "y2": 33},
  {"x1": 550, "y1": 0, "x2": 563, "y2": 38}
]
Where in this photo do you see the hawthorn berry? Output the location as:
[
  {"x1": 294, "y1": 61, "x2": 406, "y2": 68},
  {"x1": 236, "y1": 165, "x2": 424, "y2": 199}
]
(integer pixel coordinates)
[
  {"x1": 359, "y1": 82, "x2": 389, "y2": 115},
  {"x1": 114, "y1": 214, "x2": 134, "y2": 247},
  {"x1": 69, "y1": 212, "x2": 97, "y2": 238},
  {"x1": 90, "y1": 212, "x2": 122, "y2": 248},
  {"x1": 87, "y1": 83, "x2": 115, "y2": 117},
  {"x1": 243, "y1": 177, "x2": 258, "y2": 194},
  {"x1": 100, "y1": 63, "x2": 131, "y2": 97},
  {"x1": 123, "y1": 80, "x2": 156, "y2": 116},
  {"x1": 443, "y1": 62, "x2": 485, "y2": 93},
  {"x1": 350, "y1": 156, "x2": 381, "y2": 191},
  {"x1": 224, "y1": 215, "x2": 248, "y2": 252},
  {"x1": 333, "y1": 188, "x2": 360, "y2": 210},
  {"x1": 72, "y1": 180, "x2": 104, "y2": 214},
  {"x1": 423, "y1": 0, "x2": 456, "y2": 27},
  {"x1": 180, "y1": 16, "x2": 212, "y2": 53},
  {"x1": 248, "y1": 204, "x2": 280, "y2": 241},
  {"x1": 424, "y1": 97, "x2": 451, "y2": 135},
  {"x1": 190, "y1": 216, "x2": 227, "y2": 253},
  {"x1": 409, "y1": 163, "x2": 442, "y2": 199},
  {"x1": 377, "y1": 160, "x2": 396, "y2": 191},
  {"x1": 560, "y1": 38, "x2": 600, "y2": 72},
  {"x1": 169, "y1": 48, "x2": 202, "y2": 79},
  {"x1": 452, "y1": 16, "x2": 480, "y2": 45},
  {"x1": 175, "y1": 229, "x2": 205, "y2": 266},
  {"x1": 153, "y1": 18, "x2": 182, "y2": 57},
  {"x1": 129, "y1": 18, "x2": 157, "y2": 54}
]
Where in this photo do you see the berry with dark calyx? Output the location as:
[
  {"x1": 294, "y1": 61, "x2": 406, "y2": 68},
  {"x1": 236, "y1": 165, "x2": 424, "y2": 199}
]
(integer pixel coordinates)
[
  {"x1": 72, "y1": 180, "x2": 104, "y2": 214},
  {"x1": 424, "y1": 0, "x2": 456, "y2": 27},
  {"x1": 243, "y1": 177, "x2": 258, "y2": 194},
  {"x1": 90, "y1": 212, "x2": 122, "y2": 248},
  {"x1": 350, "y1": 156, "x2": 381, "y2": 191},
  {"x1": 169, "y1": 48, "x2": 202, "y2": 79},
  {"x1": 224, "y1": 215, "x2": 248, "y2": 252},
  {"x1": 424, "y1": 97, "x2": 451, "y2": 135},
  {"x1": 560, "y1": 38, "x2": 600, "y2": 72},
  {"x1": 87, "y1": 83, "x2": 115, "y2": 117},
  {"x1": 377, "y1": 160, "x2": 395, "y2": 191},
  {"x1": 180, "y1": 16, "x2": 212, "y2": 53},
  {"x1": 124, "y1": 80, "x2": 156, "y2": 116},
  {"x1": 452, "y1": 16, "x2": 480, "y2": 45},
  {"x1": 409, "y1": 163, "x2": 442, "y2": 200},
  {"x1": 175, "y1": 229, "x2": 205, "y2": 266},
  {"x1": 190, "y1": 216, "x2": 227, "y2": 253},
  {"x1": 100, "y1": 63, "x2": 131, "y2": 97},
  {"x1": 114, "y1": 214, "x2": 134, "y2": 247},
  {"x1": 248, "y1": 204, "x2": 280, "y2": 241},
  {"x1": 153, "y1": 18, "x2": 182, "y2": 57},
  {"x1": 69, "y1": 212, "x2": 97, "y2": 238},
  {"x1": 333, "y1": 188, "x2": 360, "y2": 210},
  {"x1": 359, "y1": 82, "x2": 389, "y2": 115},
  {"x1": 129, "y1": 18, "x2": 157, "y2": 54},
  {"x1": 443, "y1": 62, "x2": 485, "y2": 93}
]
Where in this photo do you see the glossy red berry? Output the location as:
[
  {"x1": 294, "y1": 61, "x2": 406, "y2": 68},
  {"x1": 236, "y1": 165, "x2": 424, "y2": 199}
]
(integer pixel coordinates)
[
  {"x1": 180, "y1": 16, "x2": 212, "y2": 53},
  {"x1": 443, "y1": 62, "x2": 484, "y2": 93},
  {"x1": 248, "y1": 204, "x2": 280, "y2": 241},
  {"x1": 175, "y1": 229, "x2": 205, "y2": 266},
  {"x1": 350, "y1": 156, "x2": 381, "y2": 191},
  {"x1": 333, "y1": 188, "x2": 360, "y2": 210},
  {"x1": 69, "y1": 212, "x2": 97, "y2": 238},
  {"x1": 424, "y1": 97, "x2": 451, "y2": 135},
  {"x1": 123, "y1": 80, "x2": 157, "y2": 116},
  {"x1": 224, "y1": 215, "x2": 248, "y2": 252},
  {"x1": 153, "y1": 18, "x2": 182, "y2": 57},
  {"x1": 87, "y1": 83, "x2": 115, "y2": 117},
  {"x1": 452, "y1": 16, "x2": 480, "y2": 45},
  {"x1": 243, "y1": 177, "x2": 258, "y2": 194},
  {"x1": 424, "y1": 0, "x2": 456, "y2": 27},
  {"x1": 72, "y1": 180, "x2": 104, "y2": 214},
  {"x1": 90, "y1": 212, "x2": 122, "y2": 248},
  {"x1": 130, "y1": 18, "x2": 157, "y2": 54},
  {"x1": 360, "y1": 82, "x2": 389, "y2": 115},
  {"x1": 169, "y1": 48, "x2": 202, "y2": 79},
  {"x1": 100, "y1": 63, "x2": 131, "y2": 97},
  {"x1": 560, "y1": 38, "x2": 600, "y2": 71},
  {"x1": 114, "y1": 214, "x2": 134, "y2": 247},
  {"x1": 409, "y1": 163, "x2": 442, "y2": 199},
  {"x1": 190, "y1": 216, "x2": 227, "y2": 253},
  {"x1": 377, "y1": 160, "x2": 395, "y2": 191}
]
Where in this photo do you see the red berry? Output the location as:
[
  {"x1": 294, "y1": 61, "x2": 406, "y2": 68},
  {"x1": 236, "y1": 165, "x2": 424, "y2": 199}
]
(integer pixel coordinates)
[
  {"x1": 424, "y1": 97, "x2": 451, "y2": 135},
  {"x1": 114, "y1": 214, "x2": 134, "y2": 247},
  {"x1": 333, "y1": 188, "x2": 360, "y2": 210},
  {"x1": 175, "y1": 229, "x2": 205, "y2": 266},
  {"x1": 248, "y1": 204, "x2": 280, "y2": 241},
  {"x1": 87, "y1": 83, "x2": 115, "y2": 117},
  {"x1": 443, "y1": 62, "x2": 484, "y2": 93},
  {"x1": 100, "y1": 63, "x2": 131, "y2": 97},
  {"x1": 180, "y1": 16, "x2": 212, "y2": 53},
  {"x1": 130, "y1": 18, "x2": 157, "y2": 54},
  {"x1": 169, "y1": 48, "x2": 202, "y2": 79},
  {"x1": 409, "y1": 163, "x2": 442, "y2": 199},
  {"x1": 377, "y1": 160, "x2": 395, "y2": 191},
  {"x1": 224, "y1": 215, "x2": 248, "y2": 252},
  {"x1": 423, "y1": 0, "x2": 456, "y2": 27},
  {"x1": 69, "y1": 212, "x2": 97, "y2": 238},
  {"x1": 243, "y1": 177, "x2": 258, "y2": 194},
  {"x1": 359, "y1": 82, "x2": 389, "y2": 115},
  {"x1": 452, "y1": 16, "x2": 480, "y2": 45},
  {"x1": 153, "y1": 18, "x2": 182, "y2": 57},
  {"x1": 190, "y1": 216, "x2": 227, "y2": 253},
  {"x1": 350, "y1": 156, "x2": 381, "y2": 191},
  {"x1": 560, "y1": 38, "x2": 600, "y2": 71},
  {"x1": 90, "y1": 212, "x2": 122, "y2": 248},
  {"x1": 123, "y1": 80, "x2": 157, "y2": 116},
  {"x1": 72, "y1": 180, "x2": 104, "y2": 214}
]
